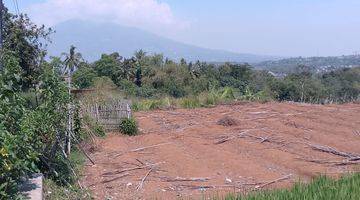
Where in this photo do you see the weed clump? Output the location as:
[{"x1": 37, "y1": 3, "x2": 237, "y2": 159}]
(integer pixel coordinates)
[
  {"x1": 217, "y1": 116, "x2": 238, "y2": 126},
  {"x1": 119, "y1": 117, "x2": 138, "y2": 136}
]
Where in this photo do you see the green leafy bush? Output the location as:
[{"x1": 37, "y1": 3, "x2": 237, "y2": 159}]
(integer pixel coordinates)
[
  {"x1": 0, "y1": 53, "x2": 74, "y2": 198},
  {"x1": 119, "y1": 117, "x2": 138, "y2": 136},
  {"x1": 0, "y1": 54, "x2": 39, "y2": 199}
]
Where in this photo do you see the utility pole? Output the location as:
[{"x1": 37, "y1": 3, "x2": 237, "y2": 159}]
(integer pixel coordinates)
[{"x1": 0, "y1": 0, "x2": 3, "y2": 71}]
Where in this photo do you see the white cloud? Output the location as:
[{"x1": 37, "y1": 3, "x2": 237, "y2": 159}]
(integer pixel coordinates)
[{"x1": 26, "y1": 0, "x2": 188, "y2": 33}]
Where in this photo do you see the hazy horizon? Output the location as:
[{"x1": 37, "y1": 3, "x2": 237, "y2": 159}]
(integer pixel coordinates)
[{"x1": 4, "y1": 0, "x2": 360, "y2": 57}]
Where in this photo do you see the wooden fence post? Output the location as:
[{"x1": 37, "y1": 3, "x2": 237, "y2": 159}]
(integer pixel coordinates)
[
  {"x1": 127, "y1": 103, "x2": 131, "y2": 119},
  {"x1": 95, "y1": 103, "x2": 99, "y2": 122}
]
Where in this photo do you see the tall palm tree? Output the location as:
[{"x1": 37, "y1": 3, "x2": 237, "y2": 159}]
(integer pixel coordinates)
[
  {"x1": 62, "y1": 45, "x2": 83, "y2": 156},
  {"x1": 134, "y1": 49, "x2": 146, "y2": 61},
  {"x1": 62, "y1": 45, "x2": 83, "y2": 75}
]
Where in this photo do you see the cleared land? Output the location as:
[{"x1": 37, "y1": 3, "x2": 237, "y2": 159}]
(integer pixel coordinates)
[{"x1": 82, "y1": 102, "x2": 360, "y2": 199}]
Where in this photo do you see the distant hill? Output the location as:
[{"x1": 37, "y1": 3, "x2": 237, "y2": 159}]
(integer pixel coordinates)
[
  {"x1": 255, "y1": 55, "x2": 360, "y2": 74},
  {"x1": 47, "y1": 20, "x2": 278, "y2": 63}
]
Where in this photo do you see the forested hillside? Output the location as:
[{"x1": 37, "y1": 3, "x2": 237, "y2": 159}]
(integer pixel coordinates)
[
  {"x1": 48, "y1": 20, "x2": 277, "y2": 63},
  {"x1": 255, "y1": 55, "x2": 360, "y2": 74}
]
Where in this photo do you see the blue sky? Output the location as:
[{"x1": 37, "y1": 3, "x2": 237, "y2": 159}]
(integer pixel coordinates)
[{"x1": 4, "y1": 0, "x2": 360, "y2": 56}]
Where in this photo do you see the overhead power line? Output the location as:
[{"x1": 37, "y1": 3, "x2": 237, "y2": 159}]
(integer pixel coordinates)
[{"x1": 12, "y1": 0, "x2": 20, "y2": 15}]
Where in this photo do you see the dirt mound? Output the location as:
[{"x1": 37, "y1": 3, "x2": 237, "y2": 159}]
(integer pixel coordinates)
[
  {"x1": 217, "y1": 116, "x2": 238, "y2": 126},
  {"x1": 82, "y1": 102, "x2": 360, "y2": 200}
]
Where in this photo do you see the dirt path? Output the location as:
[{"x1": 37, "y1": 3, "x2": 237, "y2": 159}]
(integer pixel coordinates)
[{"x1": 82, "y1": 102, "x2": 360, "y2": 200}]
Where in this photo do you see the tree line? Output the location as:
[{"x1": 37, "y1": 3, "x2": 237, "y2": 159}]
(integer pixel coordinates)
[{"x1": 68, "y1": 50, "x2": 360, "y2": 104}]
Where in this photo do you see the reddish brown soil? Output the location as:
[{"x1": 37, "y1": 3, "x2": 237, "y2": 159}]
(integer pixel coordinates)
[{"x1": 82, "y1": 102, "x2": 360, "y2": 200}]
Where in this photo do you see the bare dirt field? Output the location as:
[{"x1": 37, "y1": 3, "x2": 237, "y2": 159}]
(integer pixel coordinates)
[{"x1": 82, "y1": 102, "x2": 360, "y2": 200}]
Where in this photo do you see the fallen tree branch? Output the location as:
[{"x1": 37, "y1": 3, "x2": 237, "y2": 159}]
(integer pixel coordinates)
[
  {"x1": 309, "y1": 144, "x2": 360, "y2": 159},
  {"x1": 302, "y1": 158, "x2": 360, "y2": 166},
  {"x1": 255, "y1": 174, "x2": 292, "y2": 189},
  {"x1": 101, "y1": 173, "x2": 130, "y2": 184},
  {"x1": 214, "y1": 131, "x2": 249, "y2": 144}
]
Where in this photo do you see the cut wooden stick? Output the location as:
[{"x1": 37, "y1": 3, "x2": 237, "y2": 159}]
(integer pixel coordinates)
[
  {"x1": 130, "y1": 142, "x2": 171, "y2": 153},
  {"x1": 102, "y1": 162, "x2": 163, "y2": 176},
  {"x1": 255, "y1": 174, "x2": 292, "y2": 189},
  {"x1": 173, "y1": 184, "x2": 242, "y2": 190},
  {"x1": 136, "y1": 168, "x2": 153, "y2": 191},
  {"x1": 215, "y1": 129, "x2": 268, "y2": 145},
  {"x1": 88, "y1": 173, "x2": 130, "y2": 187},
  {"x1": 101, "y1": 173, "x2": 130, "y2": 184},
  {"x1": 215, "y1": 135, "x2": 238, "y2": 145},
  {"x1": 163, "y1": 177, "x2": 210, "y2": 182},
  {"x1": 136, "y1": 158, "x2": 145, "y2": 166},
  {"x1": 246, "y1": 134, "x2": 272, "y2": 143},
  {"x1": 114, "y1": 143, "x2": 171, "y2": 157},
  {"x1": 353, "y1": 130, "x2": 360, "y2": 137}
]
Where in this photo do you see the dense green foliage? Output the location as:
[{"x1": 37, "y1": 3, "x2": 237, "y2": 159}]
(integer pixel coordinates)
[
  {"x1": 71, "y1": 51, "x2": 360, "y2": 104},
  {"x1": 119, "y1": 117, "x2": 138, "y2": 136},
  {"x1": 224, "y1": 173, "x2": 360, "y2": 200},
  {"x1": 0, "y1": 52, "x2": 73, "y2": 199},
  {"x1": 0, "y1": 9, "x2": 84, "y2": 199},
  {"x1": 3, "y1": 10, "x2": 52, "y2": 90}
]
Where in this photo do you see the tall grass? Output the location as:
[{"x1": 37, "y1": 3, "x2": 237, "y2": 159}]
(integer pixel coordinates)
[
  {"x1": 132, "y1": 88, "x2": 243, "y2": 111},
  {"x1": 43, "y1": 151, "x2": 91, "y2": 200},
  {"x1": 223, "y1": 173, "x2": 360, "y2": 200}
]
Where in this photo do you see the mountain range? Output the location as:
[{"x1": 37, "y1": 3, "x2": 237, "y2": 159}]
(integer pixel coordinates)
[{"x1": 47, "y1": 20, "x2": 279, "y2": 63}]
